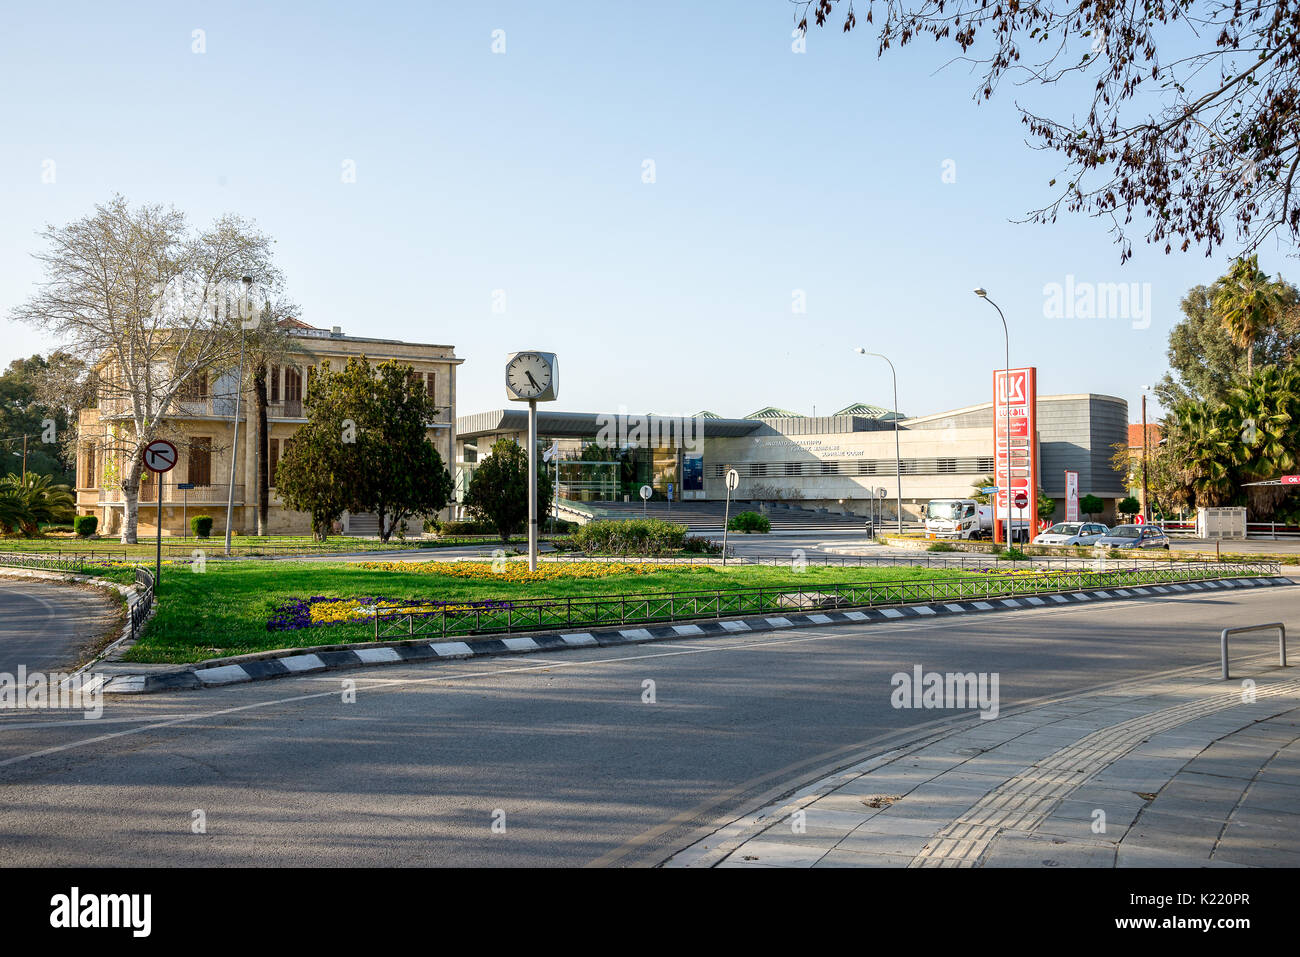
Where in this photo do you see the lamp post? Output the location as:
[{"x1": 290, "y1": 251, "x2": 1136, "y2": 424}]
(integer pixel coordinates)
[
  {"x1": 974, "y1": 288, "x2": 1013, "y2": 545},
  {"x1": 1141, "y1": 384, "x2": 1151, "y2": 525},
  {"x1": 224, "y1": 276, "x2": 252, "y2": 556},
  {"x1": 855, "y1": 348, "x2": 903, "y2": 534}
]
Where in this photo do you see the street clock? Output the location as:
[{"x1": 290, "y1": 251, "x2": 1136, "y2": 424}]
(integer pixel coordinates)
[{"x1": 505, "y1": 351, "x2": 558, "y2": 402}]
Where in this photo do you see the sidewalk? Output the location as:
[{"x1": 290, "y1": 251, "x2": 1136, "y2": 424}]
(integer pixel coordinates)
[{"x1": 666, "y1": 661, "x2": 1300, "y2": 868}]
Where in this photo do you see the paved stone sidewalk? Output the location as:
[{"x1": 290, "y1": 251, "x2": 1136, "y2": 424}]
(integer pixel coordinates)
[{"x1": 666, "y1": 663, "x2": 1300, "y2": 868}]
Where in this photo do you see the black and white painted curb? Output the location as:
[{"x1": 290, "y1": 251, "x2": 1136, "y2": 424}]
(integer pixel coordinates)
[{"x1": 100, "y1": 576, "x2": 1292, "y2": 694}]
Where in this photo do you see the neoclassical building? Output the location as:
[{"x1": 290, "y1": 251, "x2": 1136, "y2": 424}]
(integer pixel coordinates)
[{"x1": 75, "y1": 321, "x2": 461, "y2": 537}]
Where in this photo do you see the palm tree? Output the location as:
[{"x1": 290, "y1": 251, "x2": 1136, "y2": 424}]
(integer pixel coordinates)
[
  {"x1": 0, "y1": 472, "x2": 75, "y2": 535},
  {"x1": 1225, "y1": 365, "x2": 1300, "y2": 516},
  {"x1": 0, "y1": 485, "x2": 33, "y2": 534},
  {"x1": 1213, "y1": 256, "x2": 1288, "y2": 376},
  {"x1": 1169, "y1": 401, "x2": 1236, "y2": 507}
]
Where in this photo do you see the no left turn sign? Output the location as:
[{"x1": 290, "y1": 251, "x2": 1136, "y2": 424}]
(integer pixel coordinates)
[{"x1": 143, "y1": 439, "x2": 178, "y2": 474}]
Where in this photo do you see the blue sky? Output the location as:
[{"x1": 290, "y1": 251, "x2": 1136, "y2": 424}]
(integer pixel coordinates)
[{"x1": 1, "y1": 0, "x2": 1290, "y2": 424}]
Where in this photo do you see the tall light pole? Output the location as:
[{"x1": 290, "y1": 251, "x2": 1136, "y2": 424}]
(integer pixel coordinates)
[
  {"x1": 855, "y1": 348, "x2": 903, "y2": 533},
  {"x1": 1141, "y1": 384, "x2": 1151, "y2": 525},
  {"x1": 974, "y1": 288, "x2": 1013, "y2": 545},
  {"x1": 224, "y1": 276, "x2": 252, "y2": 556}
]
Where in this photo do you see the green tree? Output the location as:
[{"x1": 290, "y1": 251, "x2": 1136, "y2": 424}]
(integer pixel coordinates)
[
  {"x1": 970, "y1": 475, "x2": 996, "y2": 505},
  {"x1": 275, "y1": 357, "x2": 454, "y2": 541},
  {"x1": 0, "y1": 472, "x2": 74, "y2": 535},
  {"x1": 1167, "y1": 400, "x2": 1236, "y2": 507},
  {"x1": 1118, "y1": 496, "x2": 1141, "y2": 519},
  {"x1": 0, "y1": 354, "x2": 79, "y2": 485},
  {"x1": 464, "y1": 438, "x2": 555, "y2": 542},
  {"x1": 1079, "y1": 495, "x2": 1103, "y2": 520},
  {"x1": 1037, "y1": 489, "x2": 1055, "y2": 520},
  {"x1": 1157, "y1": 277, "x2": 1300, "y2": 409},
  {"x1": 1213, "y1": 256, "x2": 1290, "y2": 376},
  {"x1": 350, "y1": 360, "x2": 454, "y2": 541},
  {"x1": 1223, "y1": 364, "x2": 1300, "y2": 518}
]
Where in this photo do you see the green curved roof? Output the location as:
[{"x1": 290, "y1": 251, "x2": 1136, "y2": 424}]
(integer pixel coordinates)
[
  {"x1": 745, "y1": 406, "x2": 804, "y2": 419},
  {"x1": 833, "y1": 402, "x2": 904, "y2": 419}
]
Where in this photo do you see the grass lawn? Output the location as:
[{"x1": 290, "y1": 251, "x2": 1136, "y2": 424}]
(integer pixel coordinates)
[
  {"x1": 0, "y1": 534, "x2": 527, "y2": 560},
  {"x1": 126, "y1": 560, "x2": 984, "y2": 664}
]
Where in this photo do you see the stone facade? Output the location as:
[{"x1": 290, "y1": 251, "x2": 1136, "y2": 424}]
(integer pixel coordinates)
[{"x1": 75, "y1": 324, "x2": 461, "y2": 536}]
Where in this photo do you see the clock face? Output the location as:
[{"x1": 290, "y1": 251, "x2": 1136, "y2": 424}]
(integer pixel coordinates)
[{"x1": 506, "y1": 352, "x2": 553, "y2": 399}]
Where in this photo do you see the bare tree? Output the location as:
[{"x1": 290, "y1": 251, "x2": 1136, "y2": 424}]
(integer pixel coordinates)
[
  {"x1": 9, "y1": 195, "x2": 286, "y2": 543},
  {"x1": 797, "y1": 0, "x2": 1300, "y2": 260}
]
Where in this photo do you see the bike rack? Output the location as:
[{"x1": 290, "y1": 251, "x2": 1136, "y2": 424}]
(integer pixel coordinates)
[{"x1": 1220, "y1": 622, "x2": 1287, "y2": 680}]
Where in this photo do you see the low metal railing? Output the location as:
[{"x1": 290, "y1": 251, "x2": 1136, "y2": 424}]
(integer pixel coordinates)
[
  {"x1": 130, "y1": 567, "x2": 155, "y2": 643},
  {"x1": 1220, "y1": 622, "x2": 1287, "y2": 679},
  {"x1": 371, "y1": 560, "x2": 1281, "y2": 641}
]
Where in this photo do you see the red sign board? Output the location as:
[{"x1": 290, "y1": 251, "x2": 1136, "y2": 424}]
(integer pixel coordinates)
[
  {"x1": 1135, "y1": 513, "x2": 1145, "y2": 525},
  {"x1": 1281, "y1": 475, "x2": 1300, "y2": 485},
  {"x1": 993, "y1": 367, "x2": 1038, "y2": 543}
]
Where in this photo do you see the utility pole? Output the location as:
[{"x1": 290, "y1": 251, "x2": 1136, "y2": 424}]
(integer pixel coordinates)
[{"x1": 1141, "y1": 388, "x2": 1150, "y2": 525}]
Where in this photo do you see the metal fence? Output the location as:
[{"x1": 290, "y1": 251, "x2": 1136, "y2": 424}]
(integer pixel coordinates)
[
  {"x1": 129, "y1": 567, "x2": 155, "y2": 642},
  {"x1": 371, "y1": 560, "x2": 1281, "y2": 641}
]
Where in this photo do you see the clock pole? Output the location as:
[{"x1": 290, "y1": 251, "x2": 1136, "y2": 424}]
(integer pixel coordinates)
[{"x1": 528, "y1": 397, "x2": 538, "y2": 571}]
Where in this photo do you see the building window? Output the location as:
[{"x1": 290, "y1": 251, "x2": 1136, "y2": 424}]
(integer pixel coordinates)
[
  {"x1": 188, "y1": 437, "x2": 212, "y2": 487},
  {"x1": 268, "y1": 365, "x2": 281, "y2": 402},
  {"x1": 82, "y1": 442, "x2": 97, "y2": 489},
  {"x1": 784, "y1": 462, "x2": 801, "y2": 476},
  {"x1": 178, "y1": 371, "x2": 209, "y2": 401},
  {"x1": 425, "y1": 371, "x2": 436, "y2": 399}
]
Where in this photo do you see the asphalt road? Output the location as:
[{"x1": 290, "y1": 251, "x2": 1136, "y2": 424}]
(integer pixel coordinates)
[
  {"x1": 0, "y1": 577, "x2": 120, "y2": 676},
  {"x1": 1, "y1": 584, "x2": 1296, "y2": 867}
]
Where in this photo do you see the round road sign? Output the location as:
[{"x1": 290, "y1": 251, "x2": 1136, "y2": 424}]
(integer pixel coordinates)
[
  {"x1": 726, "y1": 469, "x2": 740, "y2": 491},
  {"x1": 1013, "y1": 491, "x2": 1029, "y2": 510},
  {"x1": 143, "y1": 439, "x2": 178, "y2": 474},
  {"x1": 1135, "y1": 513, "x2": 1145, "y2": 525},
  {"x1": 639, "y1": 485, "x2": 652, "y2": 500}
]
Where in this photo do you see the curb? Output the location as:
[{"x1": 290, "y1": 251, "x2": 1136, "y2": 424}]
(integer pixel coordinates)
[{"x1": 99, "y1": 574, "x2": 1292, "y2": 695}]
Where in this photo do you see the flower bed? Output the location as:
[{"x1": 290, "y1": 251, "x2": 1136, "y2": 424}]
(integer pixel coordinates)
[
  {"x1": 267, "y1": 595, "x2": 516, "y2": 631},
  {"x1": 347, "y1": 560, "x2": 653, "y2": 582}
]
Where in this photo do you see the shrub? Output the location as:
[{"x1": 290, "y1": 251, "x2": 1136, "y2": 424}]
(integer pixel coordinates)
[
  {"x1": 191, "y1": 515, "x2": 214, "y2": 538},
  {"x1": 571, "y1": 518, "x2": 687, "y2": 556},
  {"x1": 683, "y1": 535, "x2": 723, "y2": 554},
  {"x1": 1003, "y1": 547, "x2": 1030, "y2": 561},
  {"x1": 72, "y1": 515, "x2": 98, "y2": 538},
  {"x1": 926, "y1": 542, "x2": 956, "y2": 552},
  {"x1": 727, "y1": 511, "x2": 771, "y2": 533},
  {"x1": 435, "y1": 519, "x2": 500, "y2": 536}
]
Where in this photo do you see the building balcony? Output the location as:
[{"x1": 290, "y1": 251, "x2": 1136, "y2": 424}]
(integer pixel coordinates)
[{"x1": 91, "y1": 483, "x2": 246, "y2": 506}]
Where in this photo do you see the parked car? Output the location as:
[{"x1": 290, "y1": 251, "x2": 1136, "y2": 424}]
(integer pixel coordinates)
[
  {"x1": 1032, "y1": 522, "x2": 1109, "y2": 546},
  {"x1": 1094, "y1": 524, "x2": 1171, "y2": 549}
]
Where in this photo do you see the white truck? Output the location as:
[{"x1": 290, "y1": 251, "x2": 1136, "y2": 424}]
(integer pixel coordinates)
[{"x1": 923, "y1": 498, "x2": 1030, "y2": 543}]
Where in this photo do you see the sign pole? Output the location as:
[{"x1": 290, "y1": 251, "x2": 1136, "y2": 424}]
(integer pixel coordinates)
[
  {"x1": 528, "y1": 398, "x2": 537, "y2": 572},
  {"x1": 157, "y1": 487, "x2": 162, "y2": 586}
]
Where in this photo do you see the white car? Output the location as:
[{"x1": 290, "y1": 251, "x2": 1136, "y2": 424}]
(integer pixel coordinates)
[{"x1": 1032, "y1": 522, "x2": 1109, "y2": 546}]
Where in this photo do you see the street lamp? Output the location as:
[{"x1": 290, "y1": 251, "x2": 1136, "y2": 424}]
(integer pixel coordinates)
[
  {"x1": 223, "y1": 276, "x2": 252, "y2": 556},
  {"x1": 1141, "y1": 384, "x2": 1152, "y2": 525},
  {"x1": 855, "y1": 347, "x2": 903, "y2": 534},
  {"x1": 974, "y1": 288, "x2": 1013, "y2": 546}
]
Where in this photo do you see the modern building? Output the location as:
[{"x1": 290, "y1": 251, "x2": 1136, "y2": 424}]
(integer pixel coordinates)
[
  {"x1": 76, "y1": 322, "x2": 461, "y2": 536},
  {"x1": 456, "y1": 393, "x2": 1130, "y2": 523}
]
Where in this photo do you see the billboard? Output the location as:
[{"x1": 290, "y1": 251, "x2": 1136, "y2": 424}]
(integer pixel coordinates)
[
  {"x1": 993, "y1": 367, "x2": 1038, "y2": 542},
  {"x1": 1064, "y1": 470, "x2": 1079, "y2": 522}
]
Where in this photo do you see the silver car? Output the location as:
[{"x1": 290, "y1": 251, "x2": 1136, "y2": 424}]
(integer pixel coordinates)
[
  {"x1": 1095, "y1": 524, "x2": 1171, "y2": 549},
  {"x1": 1032, "y1": 522, "x2": 1109, "y2": 546}
]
